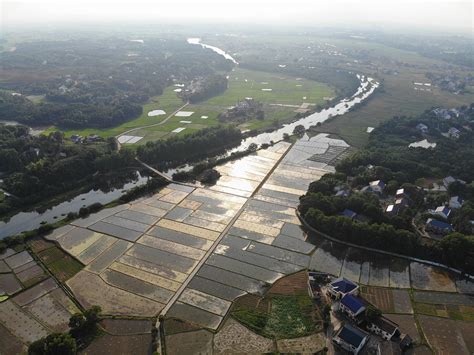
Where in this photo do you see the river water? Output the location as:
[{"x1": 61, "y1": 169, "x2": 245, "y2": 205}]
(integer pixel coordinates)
[{"x1": 0, "y1": 39, "x2": 377, "y2": 239}]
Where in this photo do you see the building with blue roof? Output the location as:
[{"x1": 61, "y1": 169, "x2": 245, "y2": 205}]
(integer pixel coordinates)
[
  {"x1": 327, "y1": 277, "x2": 359, "y2": 299},
  {"x1": 340, "y1": 209, "x2": 357, "y2": 220},
  {"x1": 426, "y1": 218, "x2": 453, "y2": 235},
  {"x1": 333, "y1": 323, "x2": 369, "y2": 354},
  {"x1": 340, "y1": 294, "x2": 366, "y2": 321}
]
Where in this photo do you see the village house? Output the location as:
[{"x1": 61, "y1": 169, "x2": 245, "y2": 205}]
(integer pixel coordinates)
[
  {"x1": 395, "y1": 197, "x2": 410, "y2": 208},
  {"x1": 307, "y1": 271, "x2": 329, "y2": 299},
  {"x1": 361, "y1": 180, "x2": 386, "y2": 195},
  {"x1": 70, "y1": 134, "x2": 83, "y2": 144},
  {"x1": 367, "y1": 316, "x2": 400, "y2": 340},
  {"x1": 395, "y1": 188, "x2": 407, "y2": 198},
  {"x1": 416, "y1": 123, "x2": 428, "y2": 133},
  {"x1": 449, "y1": 196, "x2": 464, "y2": 209},
  {"x1": 434, "y1": 206, "x2": 452, "y2": 219},
  {"x1": 332, "y1": 323, "x2": 369, "y2": 355},
  {"x1": 426, "y1": 218, "x2": 454, "y2": 235},
  {"x1": 327, "y1": 277, "x2": 359, "y2": 300},
  {"x1": 385, "y1": 204, "x2": 398, "y2": 215},
  {"x1": 340, "y1": 209, "x2": 358, "y2": 220},
  {"x1": 447, "y1": 127, "x2": 461, "y2": 139},
  {"x1": 335, "y1": 189, "x2": 351, "y2": 197},
  {"x1": 339, "y1": 294, "x2": 366, "y2": 322},
  {"x1": 443, "y1": 176, "x2": 456, "y2": 187}
]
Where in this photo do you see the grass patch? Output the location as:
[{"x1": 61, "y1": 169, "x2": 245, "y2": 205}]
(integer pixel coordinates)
[
  {"x1": 44, "y1": 68, "x2": 334, "y2": 145},
  {"x1": 414, "y1": 303, "x2": 474, "y2": 321},
  {"x1": 0, "y1": 191, "x2": 4, "y2": 203},
  {"x1": 231, "y1": 294, "x2": 320, "y2": 339},
  {"x1": 37, "y1": 245, "x2": 83, "y2": 282},
  {"x1": 264, "y1": 295, "x2": 317, "y2": 339}
]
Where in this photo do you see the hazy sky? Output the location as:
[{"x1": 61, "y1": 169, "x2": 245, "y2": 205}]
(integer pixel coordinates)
[{"x1": 2, "y1": 0, "x2": 473, "y2": 33}]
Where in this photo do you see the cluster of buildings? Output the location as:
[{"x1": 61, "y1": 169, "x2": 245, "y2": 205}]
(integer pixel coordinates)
[
  {"x1": 342, "y1": 175, "x2": 466, "y2": 238},
  {"x1": 309, "y1": 274, "x2": 412, "y2": 354},
  {"x1": 70, "y1": 134, "x2": 102, "y2": 144}
]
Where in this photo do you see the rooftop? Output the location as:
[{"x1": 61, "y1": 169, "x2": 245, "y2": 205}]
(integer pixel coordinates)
[
  {"x1": 330, "y1": 277, "x2": 358, "y2": 294},
  {"x1": 371, "y1": 316, "x2": 399, "y2": 334},
  {"x1": 341, "y1": 209, "x2": 357, "y2": 219},
  {"x1": 336, "y1": 324, "x2": 367, "y2": 348},
  {"x1": 341, "y1": 294, "x2": 366, "y2": 314}
]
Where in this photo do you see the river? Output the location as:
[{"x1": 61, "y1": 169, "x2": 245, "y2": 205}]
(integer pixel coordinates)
[{"x1": 0, "y1": 39, "x2": 377, "y2": 238}]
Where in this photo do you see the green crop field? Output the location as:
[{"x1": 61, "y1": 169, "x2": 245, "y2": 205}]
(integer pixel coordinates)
[{"x1": 44, "y1": 67, "x2": 334, "y2": 145}]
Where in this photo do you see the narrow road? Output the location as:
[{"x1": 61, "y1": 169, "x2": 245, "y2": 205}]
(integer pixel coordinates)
[{"x1": 115, "y1": 101, "x2": 189, "y2": 151}]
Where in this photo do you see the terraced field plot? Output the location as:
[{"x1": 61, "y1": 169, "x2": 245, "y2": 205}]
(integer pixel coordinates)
[
  {"x1": 46, "y1": 143, "x2": 290, "y2": 318},
  {"x1": 0, "y1": 275, "x2": 79, "y2": 350},
  {"x1": 0, "y1": 249, "x2": 49, "y2": 296}
]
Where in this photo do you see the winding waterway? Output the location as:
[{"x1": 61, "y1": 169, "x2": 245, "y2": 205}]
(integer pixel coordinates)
[{"x1": 0, "y1": 39, "x2": 377, "y2": 238}]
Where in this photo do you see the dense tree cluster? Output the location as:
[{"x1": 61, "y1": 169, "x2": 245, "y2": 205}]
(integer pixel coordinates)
[
  {"x1": 0, "y1": 125, "x2": 137, "y2": 216},
  {"x1": 180, "y1": 74, "x2": 228, "y2": 103},
  {"x1": 0, "y1": 38, "x2": 233, "y2": 128},
  {"x1": 137, "y1": 126, "x2": 242, "y2": 168}
]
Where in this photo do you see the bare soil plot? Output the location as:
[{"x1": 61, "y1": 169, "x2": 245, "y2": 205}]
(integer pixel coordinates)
[
  {"x1": 167, "y1": 301, "x2": 223, "y2": 330},
  {"x1": 157, "y1": 219, "x2": 220, "y2": 241},
  {"x1": 0, "y1": 323, "x2": 27, "y2": 355},
  {"x1": 76, "y1": 235, "x2": 117, "y2": 265},
  {"x1": 267, "y1": 270, "x2": 308, "y2": 296},
  {"x1": 28, "y1": 237, "x2": 56, "y2": 253},
  {"x1": 414, "y1": 291, "x2": 474, "y2": 306},
  {"x1": 360, "y1": 286, "x2": 394, "y2": 312},
  {"x1": 0, "y1": 260, "x2": 9, "y2": 273},
  {"x1": 57, "y1": 228, "x2": 104, "y2": 256},
  {"x1": 16, "y1": 264, "x2": 47, "y2": 286},
  {"x1": 368, "y1": 255, "x2": 390, "y2": 287},
  {"x1": 214, "y1": 318, "x2": 275, "y2": 354},
  {"x1": 100, "y1": 269, "x2": 174, "y2": 304},
  {"x1": 25, "y1": 293, "x2": 72, "y2": 332},
  {"x1": 339, "y1": 247, "x2": 363, "y2": 283},
  {"x1": 0, "y1": 300, "x2": 48, "y2": 343},
  {"x1": 86, "y1": 239, "x2": 132, "y2": 274},
  {"x1": 392, "y1": 289, "x2": 413, "y2": 314},
  {"x1": 410, "y1": 262, "x2": 457, "y2": 292},
  {"x1": 49, "y1": 288, "x2": 81, "y2": 315},
  {"x1": 309, "y1": 241, "x2": 345, "y2": 275},
  {"x1": 276, "y1": 332, "x2": 326, "y2": 353},
  {"x1": 419, "y1": 315, "x2": 473, "y2": 354},
  {"x1": 456, "y1": 278, "x2": 474, "y2": 294},
  {"x1": 385, "y1": 314, "x2": 421, "y2": 343},
  {"x1": 179, "y1": 288, "x2": 232, "y2": 316},
  {"x1": 188, "y1": 276, "x2": 246, "y2": 302},
  {"x1": 137, "y1": 234, "x2": 205, "y2": 261},
  {"x1": 12, "y1": 278, "x2": 57, "y2": 306},
  {"x1": 165, "y1": 329, "x2": 213, "y2": 355},
  {"x1": 163, "y1": 318, "x2": 202, "y2": 335},
  {"x1": 147, "y1": 226, "x2": 213, "y2": 251},
  {"x1": 4, "y1": 251, "x2": 33, "y2": 269},
  {"x1": 117, "y1": 254, "x2": 187, "y2": 283},
  {"x1": 68, "y1": 270, "x2": 163, "y2": 317},
  {"x1": 101, "y1": 319, "x2": 151, "y2": 335},
  {"x1": 82, "y1": 334, "x2": 152, "y2": 355},
  {"x1": 109, "y1": 261, "x2": 181, "y2": 291},
  {"x1": 0, "y1": 273, "x2": 22, "y2": 295},
  {"x1": 389, "y1": 257, "x2": 411, "y2": 288},
  {"x1": 0, "y1": 248, "x2": 16, "y2": 260}
]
